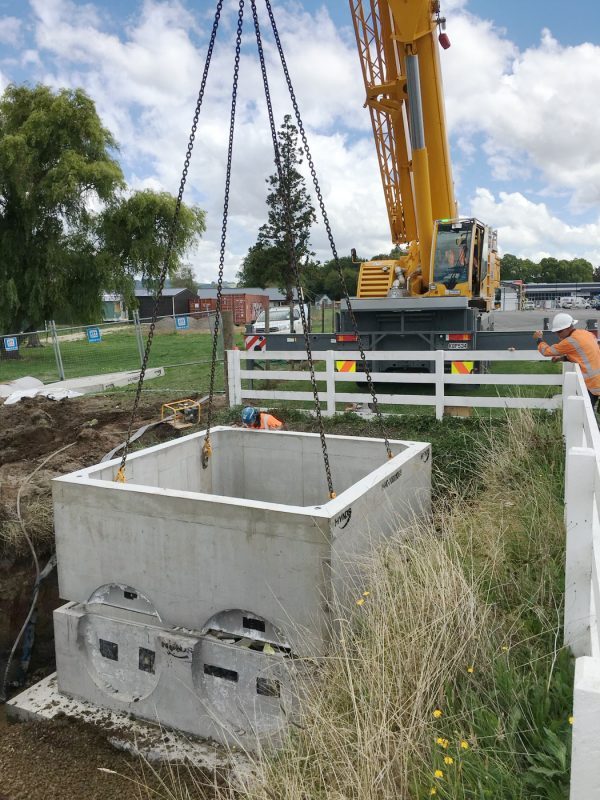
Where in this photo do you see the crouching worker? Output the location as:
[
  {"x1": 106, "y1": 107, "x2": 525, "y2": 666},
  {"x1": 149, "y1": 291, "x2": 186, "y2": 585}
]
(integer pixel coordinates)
[
  {"x1": 241, "y1": 406, "x2": 284, "y2": 430},
  {"x1": 534, "y1": 313, "x2": 600, "y2": 410}
]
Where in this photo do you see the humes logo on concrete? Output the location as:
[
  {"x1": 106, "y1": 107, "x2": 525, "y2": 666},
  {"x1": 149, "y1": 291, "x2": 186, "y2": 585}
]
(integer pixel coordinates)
[
  {"x1": 382, "y1": 469, "x2": 402, "y2": 489},
  {"x1": 334, "y1": 508, "x2": 352, "y2": 529}
]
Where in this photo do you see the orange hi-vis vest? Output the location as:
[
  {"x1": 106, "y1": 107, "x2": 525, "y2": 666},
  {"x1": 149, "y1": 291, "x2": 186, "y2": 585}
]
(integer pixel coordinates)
[
  {"x1": 538, "y1": 328, "x2": 600, "y2": 395},
  {"x1": 258, "y1": 412, "x2": 283, "y2": 430}
]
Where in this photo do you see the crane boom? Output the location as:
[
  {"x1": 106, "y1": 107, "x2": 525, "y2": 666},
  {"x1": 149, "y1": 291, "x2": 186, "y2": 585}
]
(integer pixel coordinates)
[{"x1": 350, "y1": 0, "x2": 499, "y2": 310}]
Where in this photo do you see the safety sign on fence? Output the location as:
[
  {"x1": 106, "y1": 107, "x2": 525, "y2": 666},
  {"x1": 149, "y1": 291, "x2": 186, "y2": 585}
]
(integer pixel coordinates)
[
  {"x1": 335, "y1": 360, "x2": 356, "y2": 373},
  {"x1": 175, "y1": 315, "x2": 189, "y2": 330},
  {"x1": 451, "y1": 361, "x2": 474, "y2": 375},
  {"x1": 245, "y1": 335, "x2": 267, "y2": 351},
  {"x1": 87, "y1": 327, "x2": 102, "y2": 343},
  {"x1": 3, "y1": 336, "x2": 18, "y2": 352}
]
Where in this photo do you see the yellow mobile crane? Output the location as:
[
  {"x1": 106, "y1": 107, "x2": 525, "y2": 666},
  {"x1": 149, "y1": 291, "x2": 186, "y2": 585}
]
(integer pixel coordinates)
[{"x1": 349, "y1": 0, "x2": 499, "y2": 309}]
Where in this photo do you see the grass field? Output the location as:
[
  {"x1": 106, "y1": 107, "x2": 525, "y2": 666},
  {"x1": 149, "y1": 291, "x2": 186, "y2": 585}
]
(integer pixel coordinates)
[{"x1": 0, "y1": 329, "x2": 246, "y2": 392}]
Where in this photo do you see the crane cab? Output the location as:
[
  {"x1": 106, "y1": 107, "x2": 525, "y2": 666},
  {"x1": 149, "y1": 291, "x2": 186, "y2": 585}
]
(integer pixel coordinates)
[{"x1": 427, "y1": 218, "x2": 499, "y2": 311}]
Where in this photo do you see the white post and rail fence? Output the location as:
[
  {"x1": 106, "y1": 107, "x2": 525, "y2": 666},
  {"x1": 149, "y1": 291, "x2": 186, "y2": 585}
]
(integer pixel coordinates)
[
  {"x1": 227, "y1": 348, "x2": 562, "y2": 419},
  {"x1": 562, "y1": 364, "x2": 600, "y2": 799},
  {"x1": 227, "y1": 348, "x2": 600, "y2": 798}
]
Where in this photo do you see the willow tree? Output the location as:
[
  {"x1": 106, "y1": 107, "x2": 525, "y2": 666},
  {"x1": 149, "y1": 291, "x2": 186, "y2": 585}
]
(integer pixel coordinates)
[{"x1": 0, "y1": 84, "x2": 205, "y2": 342}]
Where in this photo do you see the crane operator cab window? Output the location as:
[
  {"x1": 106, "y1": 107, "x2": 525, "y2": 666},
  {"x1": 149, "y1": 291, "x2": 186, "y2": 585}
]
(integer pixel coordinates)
[{"x1": 432, "y1": 220, "x2": 475, "y2": 292}]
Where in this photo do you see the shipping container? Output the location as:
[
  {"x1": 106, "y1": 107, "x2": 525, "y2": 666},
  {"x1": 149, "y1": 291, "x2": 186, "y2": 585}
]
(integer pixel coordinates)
[{"x1": 190, "y1": 293, "x2": 269, "y2": 325}]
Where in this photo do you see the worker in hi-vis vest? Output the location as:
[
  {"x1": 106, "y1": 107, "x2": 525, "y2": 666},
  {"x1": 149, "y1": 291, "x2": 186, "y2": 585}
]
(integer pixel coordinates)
[
  {"x1": 241, "y1": 406, "x2": 284, "y2": 430},
  {"x1": 534, "y1": 312, "x2": 600, "y2": 410}
]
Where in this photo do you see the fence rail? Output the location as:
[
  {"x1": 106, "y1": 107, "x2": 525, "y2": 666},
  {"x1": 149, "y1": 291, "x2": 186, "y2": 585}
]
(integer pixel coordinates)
[{"x1": 227, "y1": 348, "x2": 562, "y2": 419}]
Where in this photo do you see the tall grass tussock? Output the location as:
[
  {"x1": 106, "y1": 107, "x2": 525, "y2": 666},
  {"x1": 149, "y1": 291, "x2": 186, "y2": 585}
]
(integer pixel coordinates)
[{"x1": 220, "y1": 410, "x2": 572, "y2": 800}]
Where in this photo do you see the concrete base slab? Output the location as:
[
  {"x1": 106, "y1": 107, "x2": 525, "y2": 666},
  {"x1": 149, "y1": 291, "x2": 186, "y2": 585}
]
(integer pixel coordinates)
[
  {"x1": 0, "y1": 368, "x2": 165, "y2": 403},
  {"x1": 6, "y1": 673, "x2": 252, "y2": 779},
  {"x1": 43, "y1": 368, "x2": 166, "y2": 394}
]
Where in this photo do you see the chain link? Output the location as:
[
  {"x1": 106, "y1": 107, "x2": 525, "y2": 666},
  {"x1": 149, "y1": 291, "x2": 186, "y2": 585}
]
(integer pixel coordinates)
[
  {"x1": 202, "y1": 0, "x2": 245, "y2": 467},
  {"x1": 251, "y1": 0, "x2": 335, "y2": 498},
  {"x1": 115, "y1": 1, "x2": 225, "y2": 482},
  {"x1": 264, "y1": 0, "x2": 393, "y2": 460}
]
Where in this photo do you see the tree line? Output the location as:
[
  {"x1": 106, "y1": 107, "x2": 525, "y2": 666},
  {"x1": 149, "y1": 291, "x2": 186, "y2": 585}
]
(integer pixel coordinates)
[{"x1": 500, "y1": 254, "x2": 598, "y2": 284}]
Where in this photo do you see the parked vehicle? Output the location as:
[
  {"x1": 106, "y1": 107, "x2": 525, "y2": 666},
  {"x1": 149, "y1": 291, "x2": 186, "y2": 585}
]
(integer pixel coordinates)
[
  {"x1": 252, "y1": 305, "x2": 309, "y2": 335},
  {"x1": 523, "y1": 301, "x2": 535, "y2": 310},
  {"x1": 561, "y1": 297, "x2": 590, "y2": 310}
]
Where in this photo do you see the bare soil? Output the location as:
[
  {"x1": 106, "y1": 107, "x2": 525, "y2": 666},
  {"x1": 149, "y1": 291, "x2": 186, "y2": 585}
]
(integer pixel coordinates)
[
  {"x1": 0, "y1": 392, "x2": 223, "y2": 800},
  {"x1": 0, "y1": 393, "x2": 186, "y2": 656},
  {"x1": 0, "y1": 705, "x2": 221, "y2": 799}
]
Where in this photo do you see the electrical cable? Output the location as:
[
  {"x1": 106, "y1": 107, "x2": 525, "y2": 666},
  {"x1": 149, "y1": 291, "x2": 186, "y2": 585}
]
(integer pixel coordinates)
[{"x1": 1, "y1": 441, "x2": 77, "y2": 702}]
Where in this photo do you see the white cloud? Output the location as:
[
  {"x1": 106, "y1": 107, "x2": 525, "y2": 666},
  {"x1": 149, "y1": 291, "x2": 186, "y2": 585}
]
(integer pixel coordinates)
[
  {"x1": 8, "y1": 0, "x2": 600, "y2": 280},
  {"x1": 0, "y1": 16, "x2": 22, "y2": 46},
  {"x1": 24, "y1": 0, "x2": 381, "y2": 282},
  {"x1": 440, "y1": 13, "x2": 600, "y2": 209},
  {"x1": 472, "y1": 188, "x2": 600, "y2": 265}
]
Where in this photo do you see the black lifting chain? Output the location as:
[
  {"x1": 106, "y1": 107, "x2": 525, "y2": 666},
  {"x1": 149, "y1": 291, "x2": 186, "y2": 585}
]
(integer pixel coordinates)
[
  {"x1": 251, "y1": 0, "x2": 336, "y2": 499},
  {"x1": 201, "y1": 0, "x2": 245, "y2": 468},
  {"x1": 116, "y1": 0, "x2": 225, "y2": 483},
  {"x1": 264, "y1": 0, "x2": 393, "y2": 460}
]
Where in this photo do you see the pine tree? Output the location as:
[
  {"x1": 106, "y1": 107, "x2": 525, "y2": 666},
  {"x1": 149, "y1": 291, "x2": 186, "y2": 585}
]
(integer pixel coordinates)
[{"x1": 238, "y1": 115, "x2": 316, "y2": 302}]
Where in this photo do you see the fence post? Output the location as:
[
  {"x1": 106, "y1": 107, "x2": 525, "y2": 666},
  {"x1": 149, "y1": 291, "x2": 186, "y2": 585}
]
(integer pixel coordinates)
[
  {"x1": 227, "y1": 349, "x2": 237, "y2": 408},
  {"x1": 133, "y1": 311, "x2": 144, "y2": 367},
  {"x1": 222, "y1": 311, "x2": 234, "y2": 404},
  {"x1": 325, "y1": 350, "x2": 336, "y2": 417},
  {"x1": 50, "y1": 320, "x2": 65, "y2": 381},
  {"x1": 434, "y1": 350, "x2": 445, "y2": 421},
  {"x1": 570, "y1": 657, "x2": 600, "y2": 800},
  {"x1": 563, "y1": 369, "x2": 578, "y2": 426},
  {"x1": 564, "y1": 395, "x2": 585, "y2": 452},
  {"x1": 231, "y1": 349, "x2": 243, "y2": 406},
  {"x1": 564, "y1": 447, "x2": 596, "y2": 656}
]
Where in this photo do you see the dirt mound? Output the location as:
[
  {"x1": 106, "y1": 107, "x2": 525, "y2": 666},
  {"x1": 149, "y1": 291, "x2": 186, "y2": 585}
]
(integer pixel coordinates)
[
  {"x1": 0, "y1": 395, "x2": 144, "y2": 467},
  {"x1": 0, "y1": 395, "x2": 158, "y2": 559},
  {"x1": 0, "y1": 393, "x2": 192, "y2": 657}
]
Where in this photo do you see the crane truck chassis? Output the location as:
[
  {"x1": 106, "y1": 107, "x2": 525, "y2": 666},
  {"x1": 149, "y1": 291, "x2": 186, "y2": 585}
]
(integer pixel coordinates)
[{"x1": 246, "y1": 301, "x2": 580, "y2": 375}]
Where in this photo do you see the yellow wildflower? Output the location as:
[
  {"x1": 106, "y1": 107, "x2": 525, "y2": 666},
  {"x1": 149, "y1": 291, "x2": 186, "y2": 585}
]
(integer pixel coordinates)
[
  {"x1": 362, "y1": 591, "x2": 370, "y2": 597},
  {"x1": 466, "y1": 666, "x2": 474, "y2": 674},
  {"x1": 501, "y1": 645, "x2": 509, "y2": 652},
  {"x1": 444, "y1": 756, "x2": 454, "y2": 765},
  {"x1": 568, "y1": 715, "x2": 574, "y2": 725},
  {"x1": 460, "y1": 740, "x2": 469, "y2": 750},
  {"x1": 430, "y1": 789, "x2": 437, "y2": 796},
  {"x1": 356, "y1": 598, "x2": 365, "y2": 606},
  {"x1": 434, "y1": 769, "x2": 444, "y2": 779},
  {"x1": 436, "y1": 737, "x2": 449, "y2": 749},
  {"x1": 433, "y1": 709, "x2": 443, "y2": 719}
]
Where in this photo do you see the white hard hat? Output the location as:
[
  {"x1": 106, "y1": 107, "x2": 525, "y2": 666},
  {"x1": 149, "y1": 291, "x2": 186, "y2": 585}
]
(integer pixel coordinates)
[{"x1": 551, "y1": 312, "x2": 578, "y2": 332}]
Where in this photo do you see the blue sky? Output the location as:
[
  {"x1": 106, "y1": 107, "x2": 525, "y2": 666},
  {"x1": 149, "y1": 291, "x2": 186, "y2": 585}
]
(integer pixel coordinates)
[{"x1": 1, "y1": 0, "x2": 599, "y2": 280}]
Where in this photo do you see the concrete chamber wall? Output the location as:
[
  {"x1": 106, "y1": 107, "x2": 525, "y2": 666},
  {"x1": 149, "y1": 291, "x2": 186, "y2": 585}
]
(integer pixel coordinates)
[{"x1": 88, "y1": 427, "x2": 409, "y2": 506}]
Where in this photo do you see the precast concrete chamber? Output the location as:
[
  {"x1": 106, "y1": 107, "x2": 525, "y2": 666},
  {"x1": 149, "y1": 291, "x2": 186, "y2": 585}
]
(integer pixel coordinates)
[{"x1": 49, "y1": 427, "x2": 432, "y2": 748}]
